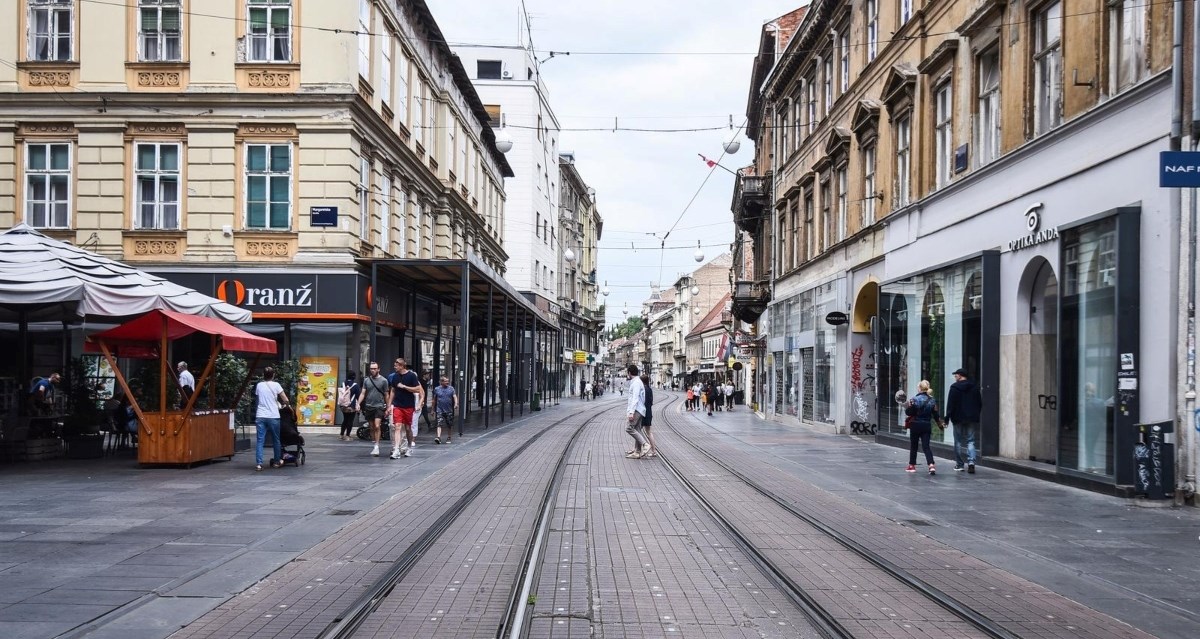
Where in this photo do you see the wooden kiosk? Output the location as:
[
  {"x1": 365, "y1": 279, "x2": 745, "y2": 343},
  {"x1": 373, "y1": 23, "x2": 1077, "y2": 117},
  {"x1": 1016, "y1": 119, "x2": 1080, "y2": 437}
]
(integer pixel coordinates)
[{"x1": 86, "y1": 309, "x2": 276, "y2": 466}]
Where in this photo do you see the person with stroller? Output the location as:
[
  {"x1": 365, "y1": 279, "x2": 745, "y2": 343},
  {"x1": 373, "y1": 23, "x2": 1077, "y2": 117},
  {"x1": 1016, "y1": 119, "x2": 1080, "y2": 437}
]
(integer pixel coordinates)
[
  {"x1": 254, "y1": 367, "x2": 289, "y2": 471},
  {"x1": 432, "y1": 375, "x2": 458, "y2": 445}
]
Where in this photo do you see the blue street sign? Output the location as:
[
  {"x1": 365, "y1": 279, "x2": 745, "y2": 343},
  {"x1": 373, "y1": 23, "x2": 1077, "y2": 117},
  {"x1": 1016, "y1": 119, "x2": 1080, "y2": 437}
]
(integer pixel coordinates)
[
  {"x1": 310, "y1": 206, "x2": 338, "y2": 227},
  {"x1": 1159, "y1": 151, "x2": 1200, "y2": 187}
]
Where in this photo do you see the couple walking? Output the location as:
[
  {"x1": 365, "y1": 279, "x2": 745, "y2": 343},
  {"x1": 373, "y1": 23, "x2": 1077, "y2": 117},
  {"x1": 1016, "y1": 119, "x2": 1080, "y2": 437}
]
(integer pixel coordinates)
[
  {"x1": 903, "y1": 368, "x2": 982, "y2": 475},
  {"x1": 622, "y1": 364, "x2": 658, "y2": 459}
]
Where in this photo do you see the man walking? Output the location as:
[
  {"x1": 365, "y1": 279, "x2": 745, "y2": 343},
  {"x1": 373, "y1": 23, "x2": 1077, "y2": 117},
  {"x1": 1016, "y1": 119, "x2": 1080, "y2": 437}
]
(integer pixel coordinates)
[
  {"x1": 946, "y1": 367, "x2": 983, "y2": 473},
  {"x1": 432, "y1": 375, "x2": 458, "y2": 445},
  {"x1": 387, "y1": 358, "x2": 422, "y2": 459},
  {"x1": 624, "y1": 365, "x2": 649, "y2": 458},
  {"x1": 360, "y1": 362, "x2": 389, "y2": 456},
  {"x1": 177, "y1": 361, "x2": 195, "y2": 407}
]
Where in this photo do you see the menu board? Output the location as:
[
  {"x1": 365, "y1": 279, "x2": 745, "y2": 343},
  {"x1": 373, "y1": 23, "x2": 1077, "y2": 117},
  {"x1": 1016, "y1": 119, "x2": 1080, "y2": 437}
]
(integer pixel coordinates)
[{"x1": 296, "y1": 357, "x2": 339, "y2": 425}]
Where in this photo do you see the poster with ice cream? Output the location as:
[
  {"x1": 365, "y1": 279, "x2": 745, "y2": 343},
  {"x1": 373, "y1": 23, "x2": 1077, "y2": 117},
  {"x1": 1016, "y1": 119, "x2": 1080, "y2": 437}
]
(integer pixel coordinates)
[{"x1": 296, "y1": 357, "x2": 339, "y2": 425}]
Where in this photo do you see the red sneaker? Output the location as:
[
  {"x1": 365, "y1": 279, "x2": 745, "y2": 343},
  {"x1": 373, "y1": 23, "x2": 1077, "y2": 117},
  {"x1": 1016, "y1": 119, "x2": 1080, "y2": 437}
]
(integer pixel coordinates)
[{"x1": 905, "y1": 464, "x2": 917, "y2": 473}]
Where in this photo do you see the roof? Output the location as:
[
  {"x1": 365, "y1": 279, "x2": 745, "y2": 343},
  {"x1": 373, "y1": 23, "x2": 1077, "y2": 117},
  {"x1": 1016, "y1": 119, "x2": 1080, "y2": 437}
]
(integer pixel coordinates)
[
  {"x1": 87, "y1": 309, "x2": 277, "y2": 356},
  {"x1": 687, "y1": 292, "x2": 732, "y2": 338}
]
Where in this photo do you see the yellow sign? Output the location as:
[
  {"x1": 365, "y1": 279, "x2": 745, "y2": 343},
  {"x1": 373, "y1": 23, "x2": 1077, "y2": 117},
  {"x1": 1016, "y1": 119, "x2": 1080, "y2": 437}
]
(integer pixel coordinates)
[
  {"x1": 296, "y1": 356, "x2": 339, "y2": 426},
  {"x1": 727, "y1": 357, "x2": 736, "y2": 368},
  {"x1": 574, "y1": 350, "x2": 587, "y2": 364}
]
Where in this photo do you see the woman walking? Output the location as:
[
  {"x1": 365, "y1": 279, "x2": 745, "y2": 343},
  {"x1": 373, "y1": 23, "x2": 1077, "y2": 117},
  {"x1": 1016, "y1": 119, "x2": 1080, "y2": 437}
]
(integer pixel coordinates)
[
  {"x1": 905, "y1": 379, "x2": 942, "y2": 475},
  {"x1": 337, "y1": 372, "x2": 361, "y2": 441}
]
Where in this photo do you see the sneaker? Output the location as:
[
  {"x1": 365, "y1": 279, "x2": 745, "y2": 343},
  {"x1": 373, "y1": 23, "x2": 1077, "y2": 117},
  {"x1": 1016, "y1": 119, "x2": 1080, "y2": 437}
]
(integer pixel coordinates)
[
  {"x1": 403, "y1": 448, "x2": 412, "y2": 457},
  {"x1": 968, "y1": 463, "x2": 976, "y2": 474},
  {"x1": 954, "y1": 465, "x2": 965, "y2": 472},
  {"x1": 625, "y1": 450, "x2": 643, "y2": 459},
  {"x1": 390, "y1": 449, "x2": 402, "y2": 460},
  {"x1": 371, "y1": 445, "x2": 380, "y2": 457},
  {"x1": 928, "y1": 464, "x2": 937, "y2": 475},
  {"x1": 410, "y1": 442, "x2": 417, "y2": 449},
  {"x1": 434, "y1": 437, "x2": 441, "y2": 444},
  {"x1": 905, "y1": 464, "x2": 916, "y2": 473}
]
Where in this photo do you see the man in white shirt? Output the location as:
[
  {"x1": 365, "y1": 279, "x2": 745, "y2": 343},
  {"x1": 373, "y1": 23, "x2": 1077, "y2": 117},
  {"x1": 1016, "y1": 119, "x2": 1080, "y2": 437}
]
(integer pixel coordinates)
[
  {"x1": 624, "y1": 364, "x2": 648, "y2": 458},
  {"x1": 724, "y1": 382, "x2": 735, "y2": 411},
  {"x1": 177, "y1": 361, "x2": 195, "y2": 407}
]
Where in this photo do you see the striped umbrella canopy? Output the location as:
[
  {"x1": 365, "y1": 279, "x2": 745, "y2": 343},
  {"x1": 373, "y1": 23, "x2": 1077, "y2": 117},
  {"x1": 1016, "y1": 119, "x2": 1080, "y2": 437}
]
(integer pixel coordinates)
[{"x1": 0, "y1": 224, "x2": 251, "y2": 323}]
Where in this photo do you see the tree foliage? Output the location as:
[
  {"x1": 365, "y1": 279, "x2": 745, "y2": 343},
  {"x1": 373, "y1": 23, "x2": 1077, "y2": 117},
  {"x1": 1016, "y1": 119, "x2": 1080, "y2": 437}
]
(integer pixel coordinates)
[{"x1": 609, "y1": 316, "x2": 645, "y2": 340}]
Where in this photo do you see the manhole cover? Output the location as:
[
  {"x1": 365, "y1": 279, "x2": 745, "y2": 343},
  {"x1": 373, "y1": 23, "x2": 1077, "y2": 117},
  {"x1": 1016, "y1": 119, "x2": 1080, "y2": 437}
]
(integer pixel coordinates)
[{"x1": 328, "y1": 509, "x2": 360, "y2": 516}]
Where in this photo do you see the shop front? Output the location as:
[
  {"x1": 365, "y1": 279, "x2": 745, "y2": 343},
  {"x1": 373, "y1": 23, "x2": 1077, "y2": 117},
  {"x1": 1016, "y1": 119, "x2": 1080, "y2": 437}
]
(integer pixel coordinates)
[{"x1": 764, "y1": 278, "x2": 845, "y2": 431}]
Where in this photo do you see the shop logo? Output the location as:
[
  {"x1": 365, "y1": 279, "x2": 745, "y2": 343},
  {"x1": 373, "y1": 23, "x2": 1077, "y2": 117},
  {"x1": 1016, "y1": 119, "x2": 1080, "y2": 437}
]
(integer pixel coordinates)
[
  {"x1": 364, "y1": 286, "x2": 390, "y2": 314},
  {"x1": 1007, "y1": 203, "x2": 1059, "y2": 252},
  {"x1": 217, "y1": 279, "x2": 314, "y2": 308}
]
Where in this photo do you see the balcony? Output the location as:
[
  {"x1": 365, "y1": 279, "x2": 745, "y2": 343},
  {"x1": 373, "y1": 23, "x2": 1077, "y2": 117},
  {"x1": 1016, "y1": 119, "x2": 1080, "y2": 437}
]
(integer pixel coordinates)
[
  {"x1": 732, "y1": 279, "x2": 770, "y2": 324},
  {"x1": 731, "y1": 171, "x2": 771, "y2": 233}
]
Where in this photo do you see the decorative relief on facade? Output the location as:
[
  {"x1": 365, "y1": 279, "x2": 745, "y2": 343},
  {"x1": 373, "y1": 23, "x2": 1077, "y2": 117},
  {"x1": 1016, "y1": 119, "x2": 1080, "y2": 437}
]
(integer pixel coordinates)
[
  {"x1": 27, "y1": 71, "x2": 72, "y2": 87},
  {"x1": 237, "y1": 124, "x2": 298, "y2": 138},
  {"x1": 137, "y1": 71, "x2": 181, "y2": 87},
  {"x1": 245, "y1": 240, "x2": 290, "y2": 257},
  {"x1": 247, "y1": 70, "x2": 292, "y2": 88},
  {"x1": 133, "y1": 239, "x2": 181, "y2": 256},
  {"x1": 18, "y1": 123, "x2": 76, "y2": 137},
  {"x1": 128, "y1": 123, "x2": 186, "y2": 137}
]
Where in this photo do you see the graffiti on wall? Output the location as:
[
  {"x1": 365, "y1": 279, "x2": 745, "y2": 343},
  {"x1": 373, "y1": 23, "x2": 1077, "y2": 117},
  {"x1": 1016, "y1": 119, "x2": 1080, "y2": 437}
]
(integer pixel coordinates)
[{"x1": 850, "y1": 343, "x2": 878, "y2": 432}]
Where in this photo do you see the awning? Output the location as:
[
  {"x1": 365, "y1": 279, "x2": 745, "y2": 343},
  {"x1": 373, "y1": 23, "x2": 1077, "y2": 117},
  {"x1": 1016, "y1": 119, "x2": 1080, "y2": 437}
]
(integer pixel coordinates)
[{"x1": 86, "y1": 309, "x2": 277, "y2": 357}]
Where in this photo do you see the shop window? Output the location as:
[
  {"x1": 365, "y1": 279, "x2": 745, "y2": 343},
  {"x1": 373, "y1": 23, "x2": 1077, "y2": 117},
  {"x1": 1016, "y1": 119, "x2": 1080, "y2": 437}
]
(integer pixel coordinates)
[
  {"x1": 134, "y1": 142, "x2": 181, "y2": 229},
  {"x1": 247, "y1": 0, "x2": 292, "y2": 63},
  {"x1": 245, "y1": 143, "x2": 291, "y2": 230},
  {"x1": 1033, "y1": 1, "x2": 1063, "y2": 136},
  {"x1": 25, "y1": 142, "x2": 72, "y2": 229},
  {"x1": 1108, "y1": 0, "x2": 1147, "y2": 94},
  {"x1": 138, "y1": 0, "x2": 182, "y2": 62},
  {"x1": 29, "y1": 0, "x2": 74, "y2": 62}
]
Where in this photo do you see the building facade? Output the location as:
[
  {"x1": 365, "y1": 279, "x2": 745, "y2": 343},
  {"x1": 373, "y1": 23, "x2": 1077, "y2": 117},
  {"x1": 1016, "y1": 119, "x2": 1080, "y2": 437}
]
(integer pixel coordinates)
[
  {"x1": 0, "y1": 0, "x2": 560, "y2": 423},
  {"x1": 736, "y1": 0, "x2": 1182, "y2": 490},
  {"x1": 557, "y1": 152, "x2": 604, "y2": 395}
]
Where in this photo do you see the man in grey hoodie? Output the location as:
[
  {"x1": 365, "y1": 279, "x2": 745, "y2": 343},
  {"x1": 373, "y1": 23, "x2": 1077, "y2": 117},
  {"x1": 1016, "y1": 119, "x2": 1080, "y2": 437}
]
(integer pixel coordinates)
[{"x1": 946, "y1": 368, "x2": 983, "y2": 473}]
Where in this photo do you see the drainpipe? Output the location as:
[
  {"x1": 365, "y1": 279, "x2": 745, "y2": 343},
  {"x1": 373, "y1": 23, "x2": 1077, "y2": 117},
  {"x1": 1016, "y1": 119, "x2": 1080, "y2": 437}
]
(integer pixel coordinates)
[
  {"x1": 1184, "y1": 0, "x2": 1200, "y2": 502},
  {"x1": 1170, "y1": 0, "x2": 1193, "y2": 504}
]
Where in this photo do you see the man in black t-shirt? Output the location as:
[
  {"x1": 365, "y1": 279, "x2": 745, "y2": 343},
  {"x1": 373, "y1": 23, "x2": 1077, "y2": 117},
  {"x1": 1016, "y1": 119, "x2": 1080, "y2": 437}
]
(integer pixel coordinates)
[{"x1": 387, "y1": 357, "x2": 423, "y2": 459}]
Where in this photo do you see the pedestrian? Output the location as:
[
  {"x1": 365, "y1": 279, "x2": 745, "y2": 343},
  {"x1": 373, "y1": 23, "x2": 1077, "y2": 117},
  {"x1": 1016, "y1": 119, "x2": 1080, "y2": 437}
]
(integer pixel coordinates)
[
  {"x1": 420, "y1": 370, "x2": 435, "y2": 433},
  {"x1": 946, "y1": 367, "x2": 983, "y2": 473},
  {"x1": 432, "y1": 375, "x2": 458, "y2": 444},
  {"x1": 640, "y1": 373, "x2": 658, "y2": 458},
  {"x1": 580, "y1": 378, "x2": 587, "y2": 399},
  {"x1": 623, "y1": 364, "x2": 649, "y2": 458},
  {"x1": 685, "y1": 386, "x2": 695, "y2": 411},
  {"x1": 337, "y1": 371, "x2": 361, "y2": 441},
  {"x1": 705, "y1": 380, "x2": 717, "y2": 416},
  {"x1": 724, "y1": 381, "x2": 735, "y2": 411},
  {"x1": 27, "y1": 372, "x2": 60, "y2": 415},
  {"x1": 360, "y1": 362, "x2": 389, "y2": 456},
  {"x1": 254, "y1": 367, "x2": 288, "y2": 472},
  {"x1": 176, "y1": 361, "x2": 195, "y2": 407},
  {"x1": 387, "y1": 358, "x2": 422, "y2": 459},
  {"x1": 905, "y1": 379, "x2": 943, "y2": 475},
  {"x1": 585, "y1": 381, "x2": 593, "y2": 400}
]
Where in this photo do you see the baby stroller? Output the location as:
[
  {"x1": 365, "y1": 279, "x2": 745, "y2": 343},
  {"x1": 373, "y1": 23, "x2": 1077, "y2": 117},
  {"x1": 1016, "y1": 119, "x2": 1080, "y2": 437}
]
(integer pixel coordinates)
[{"x1": 278, "y1": 406, "x2": 306, "y2": 466}]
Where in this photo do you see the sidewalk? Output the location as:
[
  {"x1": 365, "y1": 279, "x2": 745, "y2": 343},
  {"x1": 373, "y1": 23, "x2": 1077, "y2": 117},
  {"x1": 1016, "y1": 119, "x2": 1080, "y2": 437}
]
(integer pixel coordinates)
[
  {"x1": 0, "y1": 400, "x2": 574, "y2": 639},
  {"x1": 670, "y1": 392, "x2": 1200, "y2": 639}
]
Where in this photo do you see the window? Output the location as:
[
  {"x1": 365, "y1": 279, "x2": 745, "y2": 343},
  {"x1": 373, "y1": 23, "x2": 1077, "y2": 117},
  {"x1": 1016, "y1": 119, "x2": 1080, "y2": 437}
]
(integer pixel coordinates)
[
  {"x1": 861, "y1": 144, "x2": 877, "y2": 227},
  {"x1": 804, "y1": 193, "x2": 815, "y2": 260},
  {"x1": 976, "y1": 48, "x2": 1001, "y2": 166},
  {"x1": 395, "y1": 50, "x2": 410, "y2": 127},
  {"x1": 1109, "y1": 0, "x2": 1147, "y2": 93},
  {"x1": 900, "y1": 0, "x2": 913, "y2": 24},
  {"x1": 823, "y1": 57, "x2": 833, "y2": 113},
  {"x1": 358, "y1": 154, "x2": 371, "y2": 240},
  {"x1": 866, "y1": 0, "x2": 878, "y2": 63},
  {"x1": 839, "y1": 33, "x2": 850, "y2": 93},
  {"x1": 138, "y1": 0, "x2": 181, "y2": 62},
  {"x1": 395, "y1": 188, "x2": 407, "y2": 255},
  {"x1": 836, "y1": 165, "x2": 848, "y2": 241},
  {"x1": 794, "y1": 88, "x2": 805, "y2": 143},
  {"x1": 779, "y1": 108, "x2": 790, "y2": 159},
  {"x1": 413, "y1": 198, "x2": 423, "y2": 255},
  {"x1": 247, "y1": 0, "x2": 291, "y2": 63},
  {"x1": 536, "y1": 212, "x2": 541, "y2": 238},
  {"x1": 820, "y1": 178, "x2": 832, "y2": 252},
  {"x1": 806, "y1": 76, "x2": 817, "y2": 135},
  {"x1": 477, "y1": 60, "x2": 502, "y2": 79},
  {"x1": 25, "y1": 142, "x2": 71, "y2": 229},
  {"x1": 245, "y1": 143, "x2": 291, "y2": 230},
  {"x1": 380, "y1": 33, "x2": 392, "y2": 106},
  {"x1": 380, "y1": 173, "x2": 391, "y2": 251},
  {"x1": 134, "y1": 142, "x2": 180, "y2": 229},
  {"x1": 1033, "y1": 2, "x2": 1063, "y2": 135},
  {"x1": 934, "y1": 81, "x2": 953, "y2": 189},
  {"x1": 29, "y1": 0, "x2": 74, "y2": 62},
  {"x1": 447, "y1": 122, "x2": 456, "y2": 175},
  {"x1": 789, "y1": 199, "x2": 799, "y2": 269},
  {"x1": 357, "y1": 0, "x2": 370, "y2": 78},
  {"x1": 535, "y1": 260, "x2": 541, "y2": 286},
  {"x1": 415, "y1": 81, "x2": 427, "y2": 147},
  {"x1": 894, "y1": 115, "x2": 911, "y2": 207}
]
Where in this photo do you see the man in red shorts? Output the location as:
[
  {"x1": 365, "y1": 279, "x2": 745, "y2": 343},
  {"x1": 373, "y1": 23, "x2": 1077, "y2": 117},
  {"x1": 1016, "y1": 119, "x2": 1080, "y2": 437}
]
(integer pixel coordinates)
[{"x1": 386, "y1": 357, "x2": 422, "y2": 459}]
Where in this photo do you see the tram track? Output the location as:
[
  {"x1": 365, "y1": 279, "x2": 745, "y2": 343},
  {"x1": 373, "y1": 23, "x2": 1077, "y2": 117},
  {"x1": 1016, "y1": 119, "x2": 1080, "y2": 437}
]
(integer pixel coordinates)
[
  {"x1": 657, "y1": 396, "x2": 1018, "y2": 639},
  {"x1": 315, "y1": 400, "x2": 625, "y2": 639}
]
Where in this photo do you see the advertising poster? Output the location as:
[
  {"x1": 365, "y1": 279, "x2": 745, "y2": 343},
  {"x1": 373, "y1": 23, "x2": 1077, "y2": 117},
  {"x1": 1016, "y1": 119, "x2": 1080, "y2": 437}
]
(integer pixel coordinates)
[{"x1": 297, "y1": 357, "x2": 339, "y2": 426}]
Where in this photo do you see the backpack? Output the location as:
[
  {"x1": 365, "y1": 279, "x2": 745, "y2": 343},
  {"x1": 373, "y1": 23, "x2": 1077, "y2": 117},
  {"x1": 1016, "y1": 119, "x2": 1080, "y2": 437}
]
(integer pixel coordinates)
[{"x1": 337, "y1": 383, "x2": 355, "y2": 409}]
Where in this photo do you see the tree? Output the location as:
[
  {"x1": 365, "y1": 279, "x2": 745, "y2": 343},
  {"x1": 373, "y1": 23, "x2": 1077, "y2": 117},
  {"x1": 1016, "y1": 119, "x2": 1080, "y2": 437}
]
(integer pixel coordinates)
[{"x1": 610, "y1": 316, "x2": 645, "y2": 339}]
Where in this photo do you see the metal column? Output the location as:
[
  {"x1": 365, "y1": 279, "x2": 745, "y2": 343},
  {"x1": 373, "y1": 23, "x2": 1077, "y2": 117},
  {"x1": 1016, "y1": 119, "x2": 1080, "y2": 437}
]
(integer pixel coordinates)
[
  {"x1": 457, "y1": 263, "x2": 470, "y2": 439},
  {"x1": 369, "y1": 262, "x2": 378, "y2": 362},
  {"x1": 485, "y1": 286, "x2": 493, "y2": 429},
  {"x1": 503, "y1": 298, "x2": 510, "y2": 423}
]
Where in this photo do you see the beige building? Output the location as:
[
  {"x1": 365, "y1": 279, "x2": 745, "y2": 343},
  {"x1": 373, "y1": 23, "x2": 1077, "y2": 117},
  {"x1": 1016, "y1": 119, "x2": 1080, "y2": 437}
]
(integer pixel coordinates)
[
  {"x1": 558, "y1": 152, "x2": 604, "y2": 395},
  {"x1": 0, "y1": 0, "x2": 570, "y2": 416},
  {"x1": 736, "y1": 0, "x2": 1184, "y2": 490}
]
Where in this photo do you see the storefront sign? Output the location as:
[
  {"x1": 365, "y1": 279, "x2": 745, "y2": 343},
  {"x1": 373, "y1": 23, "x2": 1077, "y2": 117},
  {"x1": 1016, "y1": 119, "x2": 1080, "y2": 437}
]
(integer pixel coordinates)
[
  {"x1": 1006, "y1": 203, "x2": 1059, "y2": 252},
  {"x1": 825, "y1": 311, "x2": 849, "y2": 326},
  {"x1": 296, "y1": 357, "x2": 339, "y2": 426},
  {"x1": 310, "y1": 206, "x2": 338, "y2": 227},
  {"x1": 1159, "y1": 151, "x2": 1200, "y2": 187},
  {"x1": 562, "y1": 349, "x2": 574, "y2": 363},
  {"x1": 158, "y1": 272, "x2": 360, "y2": 315},
  {"x1": 573, "y1": 350, "x2": 587, "y2": 364}
]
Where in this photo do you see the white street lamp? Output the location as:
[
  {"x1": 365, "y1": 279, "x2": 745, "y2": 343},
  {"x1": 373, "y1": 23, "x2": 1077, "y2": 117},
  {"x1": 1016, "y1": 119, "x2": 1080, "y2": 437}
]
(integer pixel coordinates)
[
  {"x1": 602, "y1": 281, "x2": 610, "y2": 297},
  {"x1": 693, "y1": 240, "x2": 704, "y2": 263},
  {"x1": 690, "y1": 285, "x2": 700, "y2": 296},
  {"x1": 494, "y1": 126, "x2": 514, "y2": 154},
  {"x1": 723, "y1": 139, "x2": 741, "y2": 154},
  {"x1": 563, "y1": 248, "x2": 576, "y2": 265},
  {"x1": 693, "y1": 307, "x2": 701, "y2": 315}
]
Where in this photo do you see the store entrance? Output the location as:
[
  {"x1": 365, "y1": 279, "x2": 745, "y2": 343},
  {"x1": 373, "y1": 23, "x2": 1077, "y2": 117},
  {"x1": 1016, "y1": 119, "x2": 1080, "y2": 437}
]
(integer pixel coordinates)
[{"x1": 1025, "y1": 258, "x2": 1058, "y2": 465}]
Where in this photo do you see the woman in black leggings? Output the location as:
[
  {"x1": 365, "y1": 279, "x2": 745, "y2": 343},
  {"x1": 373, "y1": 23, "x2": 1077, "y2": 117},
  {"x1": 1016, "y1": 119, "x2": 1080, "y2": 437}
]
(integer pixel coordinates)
[{"x1": 904, "y1": 379, "x2": 942, "y2": 475}]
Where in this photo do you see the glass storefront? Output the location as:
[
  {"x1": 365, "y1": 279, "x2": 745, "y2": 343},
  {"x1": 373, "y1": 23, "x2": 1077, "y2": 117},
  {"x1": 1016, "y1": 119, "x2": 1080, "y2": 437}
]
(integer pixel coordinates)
[
  {"x1": 879, "y1": 260, "x2": 984, "y2": 440},
  {"x1": 766, "y1": 279, "x2": 843, "y2": 425},
  {"x1": 1058, "y1": 217, "x2": 1118, "y2": 477}
]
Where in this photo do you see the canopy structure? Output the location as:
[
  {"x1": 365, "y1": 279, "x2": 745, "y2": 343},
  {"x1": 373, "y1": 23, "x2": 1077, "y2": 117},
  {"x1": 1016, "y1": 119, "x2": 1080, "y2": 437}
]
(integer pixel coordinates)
[
  {"x1": 0, "y1": 224, "x2": 250, "y2": 323},
  {"x1": 86, "y1": 309, "x2": 277, "y2": 356}
]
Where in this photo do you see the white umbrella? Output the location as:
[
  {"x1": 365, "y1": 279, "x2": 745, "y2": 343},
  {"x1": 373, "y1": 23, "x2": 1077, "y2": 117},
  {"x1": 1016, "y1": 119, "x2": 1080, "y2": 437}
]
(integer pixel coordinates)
[{"x1": 0, "y1": 224, "x2": 250, "y2": 323}]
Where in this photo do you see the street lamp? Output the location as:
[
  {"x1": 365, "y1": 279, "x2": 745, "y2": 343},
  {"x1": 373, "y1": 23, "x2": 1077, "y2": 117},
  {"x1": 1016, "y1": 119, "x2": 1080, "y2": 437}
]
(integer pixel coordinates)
[
  {"x1": 723, "y1": 139, "x2": 741, "y2": 154},
  {"x1": 563, "y1": 248, "x2": 576, "y2": 265},
  {"x1": 602, "y1": 281, "x2": 610, "y2": 297},
  {"x1": 494, "y1": 116, "x2": 514, "y2": 154},
  {"x1": 690, "y1": 285, "x2": 700, "y2": 296},
  {"x1": 693, "y1": 240, "x2": 704, "y2": 263}
]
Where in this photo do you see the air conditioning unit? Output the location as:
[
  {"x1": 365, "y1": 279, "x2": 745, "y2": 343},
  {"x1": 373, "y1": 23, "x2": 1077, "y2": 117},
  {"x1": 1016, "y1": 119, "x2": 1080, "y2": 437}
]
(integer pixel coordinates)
[{"x1": 501, "y1": 70, "x2": 513, "y2": 79}]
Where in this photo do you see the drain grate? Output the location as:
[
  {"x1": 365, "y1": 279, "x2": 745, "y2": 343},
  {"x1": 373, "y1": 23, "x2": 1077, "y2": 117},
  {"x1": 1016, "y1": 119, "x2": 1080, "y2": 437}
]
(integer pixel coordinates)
[{"x1": 328, "y1": 509, "x2": 361, "y2": 516}]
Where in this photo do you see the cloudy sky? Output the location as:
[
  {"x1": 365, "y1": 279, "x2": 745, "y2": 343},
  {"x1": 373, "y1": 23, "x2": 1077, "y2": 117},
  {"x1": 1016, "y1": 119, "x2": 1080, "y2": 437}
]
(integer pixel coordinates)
[{"x1": 432, "y1": 0, "x2": 803, "y2": 326}]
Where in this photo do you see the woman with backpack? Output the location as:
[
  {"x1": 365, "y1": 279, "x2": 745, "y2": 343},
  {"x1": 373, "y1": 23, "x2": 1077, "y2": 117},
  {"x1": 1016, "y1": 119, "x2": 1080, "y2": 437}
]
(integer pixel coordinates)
[
  {"x1": 905, "y1": 379, "x2": 943, "y2": 475},
  {"x1": 337, "y1": 372, "x2": 361, "y2": 442}
]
